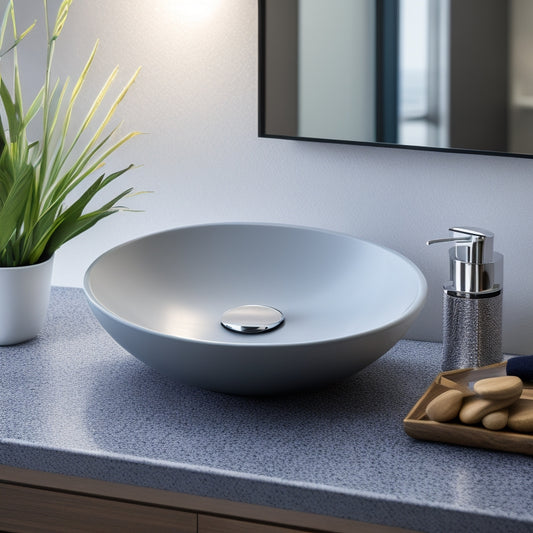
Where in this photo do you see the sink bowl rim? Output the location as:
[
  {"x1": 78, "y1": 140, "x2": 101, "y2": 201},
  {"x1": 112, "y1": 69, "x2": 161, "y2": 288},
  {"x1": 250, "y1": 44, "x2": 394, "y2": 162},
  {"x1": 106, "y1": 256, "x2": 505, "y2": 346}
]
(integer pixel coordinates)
[{"x1": 83, "y1": 221, "x2": 428, "y2": 348}]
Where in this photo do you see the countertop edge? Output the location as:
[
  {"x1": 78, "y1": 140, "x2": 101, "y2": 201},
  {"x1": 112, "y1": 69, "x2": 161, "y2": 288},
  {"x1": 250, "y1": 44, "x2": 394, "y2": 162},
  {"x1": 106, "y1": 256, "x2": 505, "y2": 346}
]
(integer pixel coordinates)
[{"x1": 2, "y1": 437, "x2": 531, "y2": 533}]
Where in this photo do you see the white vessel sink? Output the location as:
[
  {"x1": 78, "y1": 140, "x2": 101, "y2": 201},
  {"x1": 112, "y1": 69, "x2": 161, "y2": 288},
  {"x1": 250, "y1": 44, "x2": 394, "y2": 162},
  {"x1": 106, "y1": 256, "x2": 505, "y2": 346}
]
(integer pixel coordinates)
[{"x1": 84, "y1": 223, "x2": 427, "y2": 395}]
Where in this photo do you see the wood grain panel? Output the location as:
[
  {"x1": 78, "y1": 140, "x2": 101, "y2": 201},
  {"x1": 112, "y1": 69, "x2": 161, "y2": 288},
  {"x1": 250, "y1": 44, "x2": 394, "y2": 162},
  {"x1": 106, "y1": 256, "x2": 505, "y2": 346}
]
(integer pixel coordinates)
[
  {"x1": 0, "y1": 466, "x2": 419, "y2": 533},
  {"x1": 199, "y1": 514, "x2": 316, "y2": 533},
  {"x1": 198, "y1": 514, "x2": 415, "y2": 533},
  {"x1": 0, "y1": 482, "x2": 196, "y2": 533}
]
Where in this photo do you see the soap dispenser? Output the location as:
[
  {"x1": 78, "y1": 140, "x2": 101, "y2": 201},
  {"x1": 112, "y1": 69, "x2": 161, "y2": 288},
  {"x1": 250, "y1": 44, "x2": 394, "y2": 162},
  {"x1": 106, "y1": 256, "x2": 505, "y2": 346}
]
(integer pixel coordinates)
[{"x1": 427, "y1": 227, "x2": 503, "y2": 371}]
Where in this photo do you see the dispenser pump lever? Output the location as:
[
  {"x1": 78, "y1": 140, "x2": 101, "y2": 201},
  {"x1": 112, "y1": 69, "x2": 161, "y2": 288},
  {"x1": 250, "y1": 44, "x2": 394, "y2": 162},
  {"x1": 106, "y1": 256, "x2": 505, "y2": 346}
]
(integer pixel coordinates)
[{"x1": 427, "y1": 227, "x2": 494, "y2": 265}]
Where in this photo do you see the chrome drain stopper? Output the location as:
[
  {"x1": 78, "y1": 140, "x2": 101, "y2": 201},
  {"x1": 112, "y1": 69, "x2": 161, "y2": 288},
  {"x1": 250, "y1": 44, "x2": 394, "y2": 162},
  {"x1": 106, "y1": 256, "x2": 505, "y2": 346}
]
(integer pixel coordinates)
[{"x1": 221, "y1": 305, "x2": 285, "y2": 334}]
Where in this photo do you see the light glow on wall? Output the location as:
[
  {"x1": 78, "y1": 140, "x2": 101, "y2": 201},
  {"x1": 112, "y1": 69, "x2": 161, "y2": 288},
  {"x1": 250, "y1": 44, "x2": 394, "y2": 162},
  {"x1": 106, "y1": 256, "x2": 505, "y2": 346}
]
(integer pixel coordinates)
[{"x1": 165, "y1": 0, "x2": 222, "y2": 24}]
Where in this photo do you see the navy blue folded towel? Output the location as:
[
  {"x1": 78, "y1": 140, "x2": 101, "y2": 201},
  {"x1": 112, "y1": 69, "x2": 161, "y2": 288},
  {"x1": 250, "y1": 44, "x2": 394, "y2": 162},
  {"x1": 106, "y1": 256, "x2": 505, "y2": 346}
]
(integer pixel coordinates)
[{"x1": 506, "y1": 355, "x2": 533, "y2": 382}]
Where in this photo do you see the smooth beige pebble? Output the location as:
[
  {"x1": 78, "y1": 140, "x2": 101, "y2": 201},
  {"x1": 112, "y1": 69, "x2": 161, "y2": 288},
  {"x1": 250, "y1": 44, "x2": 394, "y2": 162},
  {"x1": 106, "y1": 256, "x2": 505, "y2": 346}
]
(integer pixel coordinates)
[
  {"x1": 459, "y1": 394, "x2": 520, "y2": 425},
  {"x1": 482, "y1": 408, "x2": 509, "y2": 431},
  {"x1": 507, "y1": 399, "x2": 533, "y2": 433},
  {"x1": 473, "y1": 376, "x2": 523, "y2": 400},
  {"x1": 425, "y1": 389, "x2": 465, "y2": 422}
]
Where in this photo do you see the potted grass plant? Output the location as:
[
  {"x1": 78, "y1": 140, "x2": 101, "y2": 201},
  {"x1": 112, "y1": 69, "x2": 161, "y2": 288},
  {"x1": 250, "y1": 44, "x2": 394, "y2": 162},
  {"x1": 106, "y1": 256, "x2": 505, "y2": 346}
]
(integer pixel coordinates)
[{"x1": 0, "y1": 0, "x2": 141, "y2": 345}]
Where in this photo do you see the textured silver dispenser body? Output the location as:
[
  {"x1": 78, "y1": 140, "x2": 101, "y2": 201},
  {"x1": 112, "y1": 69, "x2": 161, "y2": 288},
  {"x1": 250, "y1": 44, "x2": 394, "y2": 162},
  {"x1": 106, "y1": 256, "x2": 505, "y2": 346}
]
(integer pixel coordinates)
[
  {"x1": 428, "y1": 227, "x2": 503, "y2": 371},
  {"x1": 442, "y1": 290, "x2": 502, "y2": 371}
]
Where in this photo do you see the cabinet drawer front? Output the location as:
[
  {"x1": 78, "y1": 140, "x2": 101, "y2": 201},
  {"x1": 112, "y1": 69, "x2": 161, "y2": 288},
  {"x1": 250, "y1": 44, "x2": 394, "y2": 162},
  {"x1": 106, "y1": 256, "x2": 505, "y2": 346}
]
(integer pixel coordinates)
[
  {"x1": 0, "y1": 482, "x2": 196, "y2": 533},
  {"x1": 199, "y1": 514, "x2": 316, "y2": 533}
]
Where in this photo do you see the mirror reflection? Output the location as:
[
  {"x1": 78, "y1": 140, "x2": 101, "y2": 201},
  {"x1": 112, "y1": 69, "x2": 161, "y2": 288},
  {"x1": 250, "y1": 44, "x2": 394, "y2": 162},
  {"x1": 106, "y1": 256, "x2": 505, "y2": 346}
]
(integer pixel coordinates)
[{"x1": 260, "y1": 0, "x2": 533, "y2": 157}]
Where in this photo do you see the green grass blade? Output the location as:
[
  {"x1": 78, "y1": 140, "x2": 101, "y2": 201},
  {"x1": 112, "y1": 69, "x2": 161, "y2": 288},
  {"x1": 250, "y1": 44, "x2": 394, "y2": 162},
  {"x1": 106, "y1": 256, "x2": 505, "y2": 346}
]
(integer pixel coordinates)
[
  {"x1": 51, "y1": 0, "x2": 73, "y2": 41},
  {"x1": 73, "y1": 66, "x2": 119, "y2": 141},
  {"x1": 49, "y1": 186, "x2": 133, "y2": 251},
  {"x1": 46, "y1": 78, "x2": 67, "y2": 137},
  {"x1": 66, "y1": 40, "x2": 99, "y2": 116},
  {"x1": 0, "y1": 164, "x2": 34, "y2": 252},
  {"x1": 22, "y1": 86, "x2": 45, "y2": 130},
  {"x1": 60, "y1": 66, "x2": 140, "y2": 183},
  {"x1": 0, "y1": 22, "x2": 36, "y2": 58},
  {"x1": 47, "y1": 41, "x2": 99, "y2": 182},
  {"x1": 27, "y1": 174, "x2": 106, "y2": 262},
  {"x1": 0, "y1": 167, "x2": 14, "y2": 207},
  {"x1": 86, "y1": 67, "x2": 141, "y2": 149},
  {"x1": 39, "y1": 172, "x2": 122, "y2": 258},
  {"x1": 0, "y1": 78, "x2": 20, "y2": 140},
  {"x1": 0, "y1": 2, "x2": 12, "y2": 53},
  {"x1": 59, "y1": 132, "x2": 140, "y2": 200}
]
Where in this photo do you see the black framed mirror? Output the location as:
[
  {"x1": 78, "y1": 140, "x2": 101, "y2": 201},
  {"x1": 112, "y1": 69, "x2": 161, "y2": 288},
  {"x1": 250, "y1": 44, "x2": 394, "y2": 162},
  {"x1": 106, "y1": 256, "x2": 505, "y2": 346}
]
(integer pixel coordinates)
[{"x1": 259, "y1": 0, "x2": 533, "y2": 158}]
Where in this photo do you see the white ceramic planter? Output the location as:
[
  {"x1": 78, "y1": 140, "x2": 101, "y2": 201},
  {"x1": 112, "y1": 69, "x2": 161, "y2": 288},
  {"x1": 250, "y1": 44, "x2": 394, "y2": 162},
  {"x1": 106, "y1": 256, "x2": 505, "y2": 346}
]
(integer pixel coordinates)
[{"x1": 0, "y1": 255, "x2": 54, "y2": 345}]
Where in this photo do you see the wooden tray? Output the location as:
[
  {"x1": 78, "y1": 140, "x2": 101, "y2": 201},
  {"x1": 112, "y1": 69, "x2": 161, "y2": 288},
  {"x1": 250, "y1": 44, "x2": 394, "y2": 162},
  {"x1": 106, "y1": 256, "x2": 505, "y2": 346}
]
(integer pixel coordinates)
[{"x1": 404, "y1": 363, "x2": 533, "y2": 455}]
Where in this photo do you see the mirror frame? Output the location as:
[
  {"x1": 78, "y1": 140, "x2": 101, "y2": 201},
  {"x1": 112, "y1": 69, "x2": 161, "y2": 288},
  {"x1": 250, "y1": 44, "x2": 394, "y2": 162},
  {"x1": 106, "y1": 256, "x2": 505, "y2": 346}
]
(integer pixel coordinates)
[{"x1": 258, "y1": 0, "x2": 533, "y2": 159}]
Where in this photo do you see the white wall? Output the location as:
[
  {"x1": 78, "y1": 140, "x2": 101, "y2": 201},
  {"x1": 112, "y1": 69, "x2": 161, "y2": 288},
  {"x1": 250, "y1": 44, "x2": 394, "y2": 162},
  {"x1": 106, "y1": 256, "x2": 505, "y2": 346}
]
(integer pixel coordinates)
[{"x1": 9, "y1": 0, "x2": 533, "y2": 354}]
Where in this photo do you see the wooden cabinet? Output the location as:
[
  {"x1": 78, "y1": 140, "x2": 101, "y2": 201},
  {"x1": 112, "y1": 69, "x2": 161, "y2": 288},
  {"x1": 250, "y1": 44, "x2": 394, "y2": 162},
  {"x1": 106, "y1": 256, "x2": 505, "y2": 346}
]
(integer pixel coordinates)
[
  {"x1": 0, "y1": 466, "x2": 417, "y2": 533},
  {"x1": 0, "y1": 482, "x2": 196, "y2": 533},
  {"x1": 198, "y1": 514, "x2": 317, "y2": 533}
]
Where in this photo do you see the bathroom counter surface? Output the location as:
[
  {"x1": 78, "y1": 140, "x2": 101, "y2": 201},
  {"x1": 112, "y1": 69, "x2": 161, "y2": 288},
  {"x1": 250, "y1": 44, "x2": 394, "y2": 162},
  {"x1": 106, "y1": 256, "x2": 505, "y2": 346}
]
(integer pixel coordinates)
[{"x1": 1, "y1": 287, "x2": 532, "y2": 532}]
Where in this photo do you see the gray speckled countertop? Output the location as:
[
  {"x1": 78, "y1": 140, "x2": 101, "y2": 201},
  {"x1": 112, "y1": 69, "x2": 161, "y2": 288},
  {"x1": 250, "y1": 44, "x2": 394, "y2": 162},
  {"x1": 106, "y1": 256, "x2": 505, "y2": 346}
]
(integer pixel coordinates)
[{"x1": 1, "y1": 287, "x2": 532, "y2": 532}]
